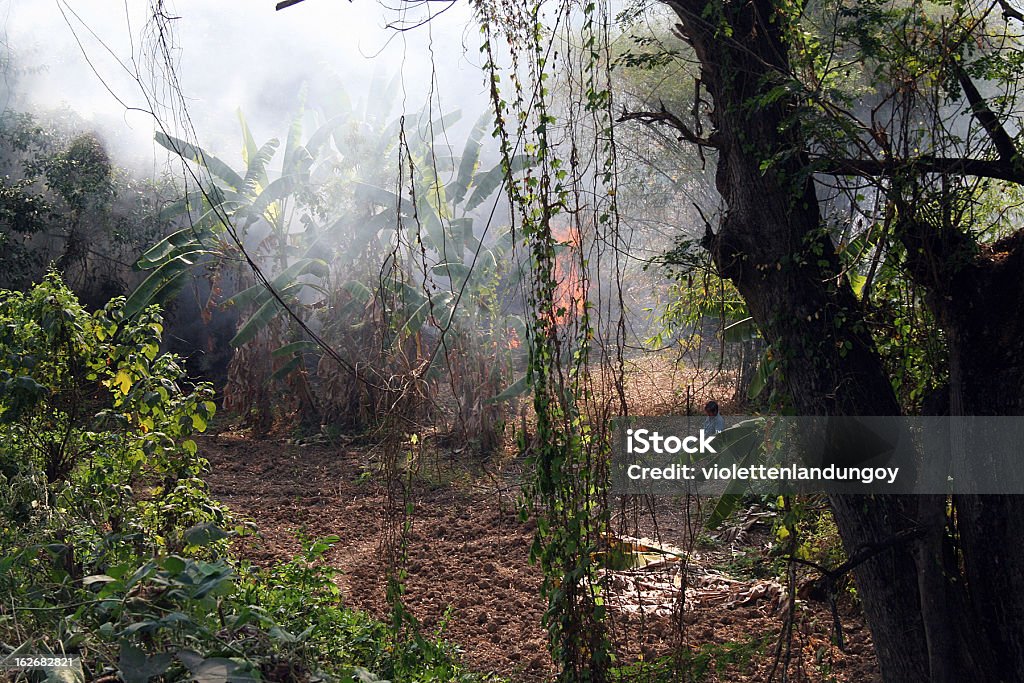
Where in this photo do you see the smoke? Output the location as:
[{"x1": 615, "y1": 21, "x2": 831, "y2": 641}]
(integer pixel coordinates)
[
  {"x1": 0, "y1": 0, "x2": 699, "y2": 400},
  {"x1": 1, "y1": 0, "x2": 489, "y2": 171}
]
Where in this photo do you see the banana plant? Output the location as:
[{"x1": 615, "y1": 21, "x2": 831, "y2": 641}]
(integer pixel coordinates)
[
  {"x1": 344, "y1": 111, "x2": 531, "y2": 354},
  {"x1": 125, "y1": 107, "x2": 328, "y2": 320},
  {"x1": 128, "y1": 83, "x2": 531, "y2": 434}
]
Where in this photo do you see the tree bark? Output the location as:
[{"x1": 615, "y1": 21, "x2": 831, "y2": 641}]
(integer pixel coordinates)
[{"x1": 899, "y1": 213, "x2": 1024, "y2": 679}]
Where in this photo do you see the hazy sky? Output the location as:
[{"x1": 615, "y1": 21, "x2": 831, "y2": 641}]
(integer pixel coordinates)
[{"x1": 2, "y1": 0, "x2": 488, "y2": 168}]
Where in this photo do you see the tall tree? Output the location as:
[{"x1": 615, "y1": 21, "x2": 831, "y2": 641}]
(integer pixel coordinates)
[{"x1": 623, "y1": 0, "x2": 1024, "y2": 678}]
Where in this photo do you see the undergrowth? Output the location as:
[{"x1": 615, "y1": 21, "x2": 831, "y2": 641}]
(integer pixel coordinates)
[
  {"x1": 609, "y1": 633, "x2": 774, "y2": 682},
  {"x1": 0, "y1": 274, "x2": 497, "y2": 683}
]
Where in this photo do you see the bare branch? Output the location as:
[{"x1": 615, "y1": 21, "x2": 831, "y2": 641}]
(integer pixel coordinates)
[
  {"x1": 995, "y1": 0, "x2": 1024, "y2": 23},
  {"x1": 955, "y1": 61, "x2": 1020, "y2": 165},
  {"x1": 818, "y1": 155, "x2": 1024, "y2": 185},
  {"x1": 617, "y1": 103, "x2": 716, "y2": 148}
]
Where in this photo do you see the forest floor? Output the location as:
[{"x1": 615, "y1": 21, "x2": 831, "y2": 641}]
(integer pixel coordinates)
[{"x1": 202, "y1": 428, "x2": 882, "y2": 682}]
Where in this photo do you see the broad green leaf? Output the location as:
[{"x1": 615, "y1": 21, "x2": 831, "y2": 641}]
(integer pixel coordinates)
[
  {"x1": 426, "y1": 109, "x2": 464, "y2": 141},
  {"x1": 155, "y1": 132, "x2": 244, "y2": 190},
  {"x1": 446, "y1": 217, "x2": 473, "y2": 256},
  {"x1": 450, "y1": 111, "x2": 490, "y2": 206},
  {"x1": 123, "y1": 256, "x2": 203, "y2": 318},
  {"x1": 161, "y1": 556, "x2": 186, "y2": 573},
  {"x1": 704, "y1": 494, "x2": 744, "y2": 531},
  {"x1": 267, "y1": 355, "x2": 303, "y2": 383},
  {"x1": 268, "y1": 626, "x2": 299, "y2": 643},
  {"x1": 422, "y1": 169, "x2": 451, "y2": 221},
  {"x1": 184, "y1": 523, "x2": 229, "y2": 547},
  {"x1": 271, "y1": 341, "x2": 321, "y2": 358},
  {"x1": 229, "y1": 294, "x2": 288, "y2": 348},
  {"x1": 157, "y1": 190, "x2": 206, "y2": 221},
  {"x1": 135, "y1": 227, "x2": 208, "y2": 269},
  {"x1": 242, "y1": 138, "x2": 280, "y2": 198},
  {"x1": 333, "y1": 210, "x2": 396, "y2": 258},
  {"x1": 341, "y1": 280, "x2": 373, "y2": 305},
  {"x1": 703, "y1": 419, "x2": 766, "y2": 529},
  {"x1": 748, "y1": 349, "x2": 776, "y2": 400},
  {"x1": 226, "y1": 258, "x2": 326, "y2": 310},
  {"x1": 118, "y1": 642, "x2": 173, "y2": 683},
  {"x1": 238, "y1": 109, "x2": 259, "y2": 168},
  {"x1": 400, "y1": 291, "x2": 453, "y2": 338},
  {"x1": 431, "y1": 262, "x2": 473, "y2": 281},
  {"x1": 464, "y1": 155, "x2": 532, "y2": 211},
  {"x1": 112, "y1": 370, "x2": 132, "y2": 395},
  {"x1": 416, "y1": 191, "x2": 448, "y2": 257},
  {"x1": 849, "y1": 272, "x2": 867, "y2": 299},
  {"x1": 305, "y1": 113, "x2": 348, "y2": 157},
  {"x1": 248, "y1": 175, "x2": 299, "y2": 221}
]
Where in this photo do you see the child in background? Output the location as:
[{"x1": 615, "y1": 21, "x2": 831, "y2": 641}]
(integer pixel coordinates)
[{"x1": 703, "y1": 400, "x2": 724, "y2": 435}]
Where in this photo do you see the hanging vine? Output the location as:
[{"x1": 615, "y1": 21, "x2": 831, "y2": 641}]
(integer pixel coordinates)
[{"x1": 474, "y1": 0, "x2": 627, "y2": 678}]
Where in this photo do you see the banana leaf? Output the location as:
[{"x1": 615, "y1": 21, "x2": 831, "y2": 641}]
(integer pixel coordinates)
[
  {"x1": 123, "y1": 252, "x2": 210, "y2": 318},
  {"x1": 155, "y1": 132, "x2": 244, "y2": 190},
  {"x1": 226, "y1": 258, "x2": 328, "y2": 310},
  {"x1": 703, "y1": 419, "x2": 767, "y2": 529},
  {"x1": 230, "y1": 290, "x2": 296, "y2": 348},
  {"x1": 464, "y1": 155, "x2": 531, "y2": 212},
  {"x1": 450, "y1": 112, "x2": 491, "y2": 206},
  {"x1": 484, "y1": 375, "x2": 529, "y2": 404}
]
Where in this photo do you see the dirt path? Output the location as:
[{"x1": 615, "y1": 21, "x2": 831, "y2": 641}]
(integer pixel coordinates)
[{"x1": 202, "y1": 433, "x2": 880, "y2": 682}]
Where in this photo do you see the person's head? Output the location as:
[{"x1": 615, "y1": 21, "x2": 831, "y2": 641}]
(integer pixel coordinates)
[{"x1": 704, "y1": 400, "x2": 719, "y2": 417}]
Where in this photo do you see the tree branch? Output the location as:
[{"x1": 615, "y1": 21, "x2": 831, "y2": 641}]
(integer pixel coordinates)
[
  {"x1": 995, "y1": 0, "x2": 1024, "y2": 23},
  {"x1": 955, "y1": 61, "x2": 1020, "y2": 165},
  {"x1": 789, "y1": 524, "x2": 926, "y2": 582},
  {"x1": 817, "y1": 155, "x2": 1024, "y2": 185},
  {"x1": 618, "y1": 103, "x2": 717, "y2": 148}
]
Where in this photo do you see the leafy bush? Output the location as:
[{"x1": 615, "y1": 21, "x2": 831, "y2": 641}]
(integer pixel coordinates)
[{"x1": 0, "y1": 271, "x2": 225, "y2": 559}]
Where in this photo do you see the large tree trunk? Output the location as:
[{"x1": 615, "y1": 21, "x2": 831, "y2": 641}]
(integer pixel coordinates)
[
  {"x1": 661, "y1": 0, "x2": 1024, "y2": 679},
  {"x1": 902, "y1": 218, "x2": 1024, "y2": 677}
]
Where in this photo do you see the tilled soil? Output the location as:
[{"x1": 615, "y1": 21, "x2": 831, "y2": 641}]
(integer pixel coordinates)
[{"x1": 203, "y1": 433, "x2": 881, "y2": 682}]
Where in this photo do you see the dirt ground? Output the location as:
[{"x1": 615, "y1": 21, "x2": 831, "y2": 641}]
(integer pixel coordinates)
[{"x1": 203, "y1": 431, "x2": 881, "y2": 682}]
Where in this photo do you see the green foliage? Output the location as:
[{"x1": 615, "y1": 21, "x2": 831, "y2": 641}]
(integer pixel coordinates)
[
  {"x1": 479, "y1": 0, "x2": 621, "y2": 677},
  {"x1": 0, "y1": 111, "x2": 176, "y2": 303},
  {"x1": 646, "y1": 266, "x2": 751, "y2": 354},
  {"x1": 130, "y1": 88, "x2": 524, "y2": 445},
  {"x1": 45, "y1": 133, "x2": 114, "y2": 215},
  {"x1": 609, "y1": 633, "x2": 773, "y2": 682},
  {"x1": 0, "y1": 275, "x2": 497, "y2": 682},
  {"x1": 0, "y1": 272, "x2": 227, "y2": 558}
]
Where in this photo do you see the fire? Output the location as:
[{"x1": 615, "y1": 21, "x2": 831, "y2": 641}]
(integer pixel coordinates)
[{"x1": 549, "y1": 223, "x2": 585, "y2": 326}]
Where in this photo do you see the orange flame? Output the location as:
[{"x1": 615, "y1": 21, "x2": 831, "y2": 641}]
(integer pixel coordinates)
[{"x1": 550, "y1": 223, "x2": 585, "y2": 326}]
